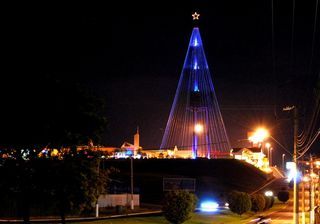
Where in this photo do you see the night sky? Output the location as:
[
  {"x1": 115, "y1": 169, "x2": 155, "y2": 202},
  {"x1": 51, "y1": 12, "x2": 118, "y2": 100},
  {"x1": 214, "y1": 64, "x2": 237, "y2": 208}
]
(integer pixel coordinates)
[{"x1": 1, "y1": 1, "x2": 319, "y2": 164}]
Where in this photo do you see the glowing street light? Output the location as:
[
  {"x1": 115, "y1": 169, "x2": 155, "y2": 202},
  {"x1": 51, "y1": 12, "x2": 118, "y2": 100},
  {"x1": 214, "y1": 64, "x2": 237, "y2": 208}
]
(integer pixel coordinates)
[
  {"x1": 194, "y1": 123, "x2": 204, "y2": 134},
  {"x1": 248, "y1": 127, "x2": 270, "y2": 144},
  {"x1": 265, "y1": 142, "x2": 271, "y2": 149}
]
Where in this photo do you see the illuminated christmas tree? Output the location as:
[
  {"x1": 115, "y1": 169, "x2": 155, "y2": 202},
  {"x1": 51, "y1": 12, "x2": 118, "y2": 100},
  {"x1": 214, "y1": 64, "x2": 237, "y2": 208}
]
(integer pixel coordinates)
[{"x1": 160, "y1": 14, "x2": 230, "y2": 158}]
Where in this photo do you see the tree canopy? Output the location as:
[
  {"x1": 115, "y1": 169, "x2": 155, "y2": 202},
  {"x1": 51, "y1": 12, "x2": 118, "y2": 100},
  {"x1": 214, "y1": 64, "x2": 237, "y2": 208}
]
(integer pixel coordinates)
[{"x1": 0, "y1": 155, "x2": 109, "y2": 223}]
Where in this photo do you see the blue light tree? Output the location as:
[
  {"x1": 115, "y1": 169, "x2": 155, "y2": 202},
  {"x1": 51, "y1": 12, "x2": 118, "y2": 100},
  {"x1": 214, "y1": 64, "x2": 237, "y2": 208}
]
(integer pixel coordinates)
[{"x1": 160, "y1": 27, "x2": 231, "y2": 158}]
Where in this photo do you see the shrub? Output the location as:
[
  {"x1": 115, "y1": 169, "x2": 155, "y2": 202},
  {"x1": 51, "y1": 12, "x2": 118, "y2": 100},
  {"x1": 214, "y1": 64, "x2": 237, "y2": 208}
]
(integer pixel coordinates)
[
  {"x1": 277, "y1": 191, "x2": 289, "y2": 203},
  {"x1": 263, "y1": 196, "x2": 274, "y2": 210},
  {"x1": 251, "y1": 194, "x2": 265, "y2": 212},
  {"x1": 162, "y1": 190, "x2": 197, "y2": 224},
  {"x1": 228, "y1": 191, "x2": 251, "y2": 216},
  {"x1": 116, "y1": 205, "x2": 126, "y2": 214}
]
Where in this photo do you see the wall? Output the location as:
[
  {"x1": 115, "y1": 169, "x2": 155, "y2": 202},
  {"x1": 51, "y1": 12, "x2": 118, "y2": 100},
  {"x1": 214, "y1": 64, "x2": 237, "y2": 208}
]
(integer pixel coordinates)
[{"x1": 98, "y1": 194, "x2": 140, "y2": 207}]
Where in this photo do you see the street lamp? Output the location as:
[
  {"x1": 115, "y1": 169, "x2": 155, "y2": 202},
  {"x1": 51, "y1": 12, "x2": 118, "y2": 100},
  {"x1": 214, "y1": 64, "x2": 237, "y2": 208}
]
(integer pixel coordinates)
[
  {"x1": 282, "y1": 154, "x2": 285, "y2": 171},
  {"x1": 248, "y1": 127, "x2": 270, "y2": 145},
  {"x1": 130, "y1": 156, "x2": 134, "y2": 210},
  {"x1": 193, "y1": 123, "x2": 204, "y2": 158},
  {"x1": 194, "y1": 123, "x2": 204, "y2": 134}
]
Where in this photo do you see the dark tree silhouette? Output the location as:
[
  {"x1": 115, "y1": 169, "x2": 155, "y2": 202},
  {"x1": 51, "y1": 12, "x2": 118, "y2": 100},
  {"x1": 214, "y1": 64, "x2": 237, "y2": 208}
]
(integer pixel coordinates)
[
  {"x1": 277, "y1": 191, "x2": 289, "y2": 203},
  {"x1": 0, "y1": 74, "x2": 107, "y2": 148}
]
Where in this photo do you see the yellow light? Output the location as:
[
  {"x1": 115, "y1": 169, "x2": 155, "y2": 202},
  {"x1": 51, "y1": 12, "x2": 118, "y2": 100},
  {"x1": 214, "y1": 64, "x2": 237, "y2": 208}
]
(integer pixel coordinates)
[
  {"x1": 303, "y1": 176, "x2": 310, "y2": 182},
  {"x1": 192, "y1": 12, "x2": 200, "y2": 20},
  {"x1": 194, "y1": 123, "x2": 204, "y2": 134},
  {"x1": 310, "y1": 173, "x2": 317, "y2": 178},
  {"x1": 51, "y1": 149, "x2": 59, "y2": 157},
  {"x1": 248, "y1": 127, "x2": 270, "y2": 143},
  {"x1": 266, "y1": 143, "x2": 271, "y2": 149}
]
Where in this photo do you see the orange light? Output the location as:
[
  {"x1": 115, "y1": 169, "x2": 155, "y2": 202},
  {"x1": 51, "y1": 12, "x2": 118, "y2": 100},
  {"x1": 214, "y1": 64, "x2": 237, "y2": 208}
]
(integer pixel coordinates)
[
  {"x1": 303, "y1": 176, "x2": 310, "y2": 182},
  {"x1": 248, "y1": 128, "x2": 270, "y2": 143},
  {"x1": 194, "y1": 123, "x2": 204, "y2": 134}
]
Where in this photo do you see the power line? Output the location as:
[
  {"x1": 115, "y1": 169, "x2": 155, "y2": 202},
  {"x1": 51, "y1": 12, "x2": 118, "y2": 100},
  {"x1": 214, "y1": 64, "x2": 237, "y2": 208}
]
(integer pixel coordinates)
[
  {"x1": 309, "y1": 0, "x2": 319, "y2": 74},
  {"x1": 270, "y1": 135, "x2": 293, "y2": 156},
  {"x1": 290, "y1": 0, "x2": 296, "y2": 68},
  {"x1": 297, "y1": 129, "x2": 320, "y2": 159}
]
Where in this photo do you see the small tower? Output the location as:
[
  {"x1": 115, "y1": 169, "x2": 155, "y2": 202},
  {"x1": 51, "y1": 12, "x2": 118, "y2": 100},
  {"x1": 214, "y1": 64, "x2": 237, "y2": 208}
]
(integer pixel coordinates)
[{"x1": 134, "y1": 126, "x2": 140, "y2": 154}]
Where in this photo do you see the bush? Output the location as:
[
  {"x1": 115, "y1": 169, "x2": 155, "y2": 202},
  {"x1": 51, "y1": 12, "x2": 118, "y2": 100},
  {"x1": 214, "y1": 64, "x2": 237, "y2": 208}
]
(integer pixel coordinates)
[
  {"x1": 251, "y1": 194, "x2": 265, "y2": 212},
  {"x1": 228, "y1": 191, "x2": 251, "y2": 216},
  {"x1": 162, "y1": 190, "x2": 197, "y2": 224},
  {"x1": 263, "y1": 196, "x2": 274, "y2": 210},
  {"x1": 277, "y1": 191, "x2": 289, "y2": 203},
  {"x1": 116, "y1": 205, "x2": 126, "y2": 214}
]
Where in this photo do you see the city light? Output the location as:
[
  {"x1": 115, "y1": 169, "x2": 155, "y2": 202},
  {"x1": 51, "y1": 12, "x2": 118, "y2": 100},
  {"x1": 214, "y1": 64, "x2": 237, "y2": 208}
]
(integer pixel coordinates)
[
  {"x1": 286, "y1": 162, "x2": 301, "y2": 182},
  {"x1": 302, "y1": 176, "x2": 310, "y2": 182},
  {"x1": 310, "y1": 172, "x2": 318, "y2": 179},
  {"x1": 248, "y1": 128, "x2": 270, "y2": 144},
  {"x1": 194, "y1": 123, "x2": 204, "y2": 134}
]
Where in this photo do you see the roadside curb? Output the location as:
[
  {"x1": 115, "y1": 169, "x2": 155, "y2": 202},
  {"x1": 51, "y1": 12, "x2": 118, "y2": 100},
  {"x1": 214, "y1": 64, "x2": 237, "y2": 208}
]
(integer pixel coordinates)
[{"x1": 0, "y1": 210, "x2": 163, "y2": 223}]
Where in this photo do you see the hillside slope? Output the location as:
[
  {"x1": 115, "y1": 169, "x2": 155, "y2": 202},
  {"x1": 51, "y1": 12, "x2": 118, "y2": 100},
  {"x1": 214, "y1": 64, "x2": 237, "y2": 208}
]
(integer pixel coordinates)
[{"x1": 103, "y1": 158, "x2": 272, "y2": 204}]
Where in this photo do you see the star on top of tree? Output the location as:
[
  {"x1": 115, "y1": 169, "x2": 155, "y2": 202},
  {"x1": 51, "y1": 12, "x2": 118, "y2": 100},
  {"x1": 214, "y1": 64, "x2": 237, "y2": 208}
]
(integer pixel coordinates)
[{"x1": 192, "y1": 12, "x2": 200, "y2": 20}]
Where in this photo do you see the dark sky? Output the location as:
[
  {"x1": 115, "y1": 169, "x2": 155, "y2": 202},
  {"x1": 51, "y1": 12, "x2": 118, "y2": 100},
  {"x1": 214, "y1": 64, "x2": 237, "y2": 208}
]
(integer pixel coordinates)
[{"x1": 2, "y1": 1, "x2": 320, "y2": 163}]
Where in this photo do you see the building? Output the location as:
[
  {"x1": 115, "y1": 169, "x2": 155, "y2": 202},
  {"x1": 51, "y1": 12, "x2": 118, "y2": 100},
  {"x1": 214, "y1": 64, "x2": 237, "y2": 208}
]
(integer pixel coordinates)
[
  {"x1": 76, "y1": 128, "x2": 141, "y2": 158},
  {"x1": 230, "y1": 147, "x2": 270, "y2": 172}
]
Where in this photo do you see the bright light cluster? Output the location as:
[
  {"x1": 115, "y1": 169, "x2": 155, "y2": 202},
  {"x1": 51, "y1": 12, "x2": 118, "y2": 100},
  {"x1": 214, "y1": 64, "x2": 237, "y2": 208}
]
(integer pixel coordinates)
[
  {"x1": 248, "y1": 128, "x2": 269, "y2": 144},
  {"x1": 265, "y1": 191, "x2": 273, "y2": 197},
  {"x1": 286, "y1": 162, "x2": 301, "y2": 182},
  {"x1": 194, "y1": 123, "x2": 204, "y2": 134},
  {"x1": 200, "y1": 201, "x2": 219, "y2": 212},
  {"x1": 193, "y1": 38, "x2": 198, "y2": 46}
]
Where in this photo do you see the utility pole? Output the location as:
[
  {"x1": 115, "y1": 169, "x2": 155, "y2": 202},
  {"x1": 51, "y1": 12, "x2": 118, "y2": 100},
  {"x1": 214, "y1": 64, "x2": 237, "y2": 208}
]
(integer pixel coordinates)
[
  {"x1": 310, "y1": 155, "x2": 315, "y2": 224},
  {"x1": 130, "y1": 156, "x2": 134, "y2": 210},
  {"x1": 302, "y1": 179, "x2": 306, "y2": 224},
  {"x1": 284, "y1": 105, "x2": 299, "y2": 224},
  {"x1": 293, "y1": 106, "x2": 299, "y2": 224},
  {"x1": 96, "y1": 159, "x2": 100, "y2": 218},
  {"x1": 282, "y1": 154, "x2": 286, "y2": 171}
]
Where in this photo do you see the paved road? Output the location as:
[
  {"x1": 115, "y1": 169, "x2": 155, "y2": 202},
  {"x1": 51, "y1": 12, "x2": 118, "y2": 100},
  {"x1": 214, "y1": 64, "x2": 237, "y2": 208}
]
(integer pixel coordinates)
[{"x1": 268, "y1": 204, "x2": 293, "y2": 224}]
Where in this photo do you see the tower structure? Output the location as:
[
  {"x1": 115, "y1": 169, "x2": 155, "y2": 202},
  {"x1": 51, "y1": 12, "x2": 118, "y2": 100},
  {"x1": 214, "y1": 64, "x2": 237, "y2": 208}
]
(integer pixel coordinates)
[
  {"x1": 133, "y1": 126, "x2": 140, "y2": 155},
  {"x1": 160, "y1": 13, "x2": 231, "y2": 158},
  {"x1": 134, "y1": 126, "x2": 140, "y2": 149}
]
